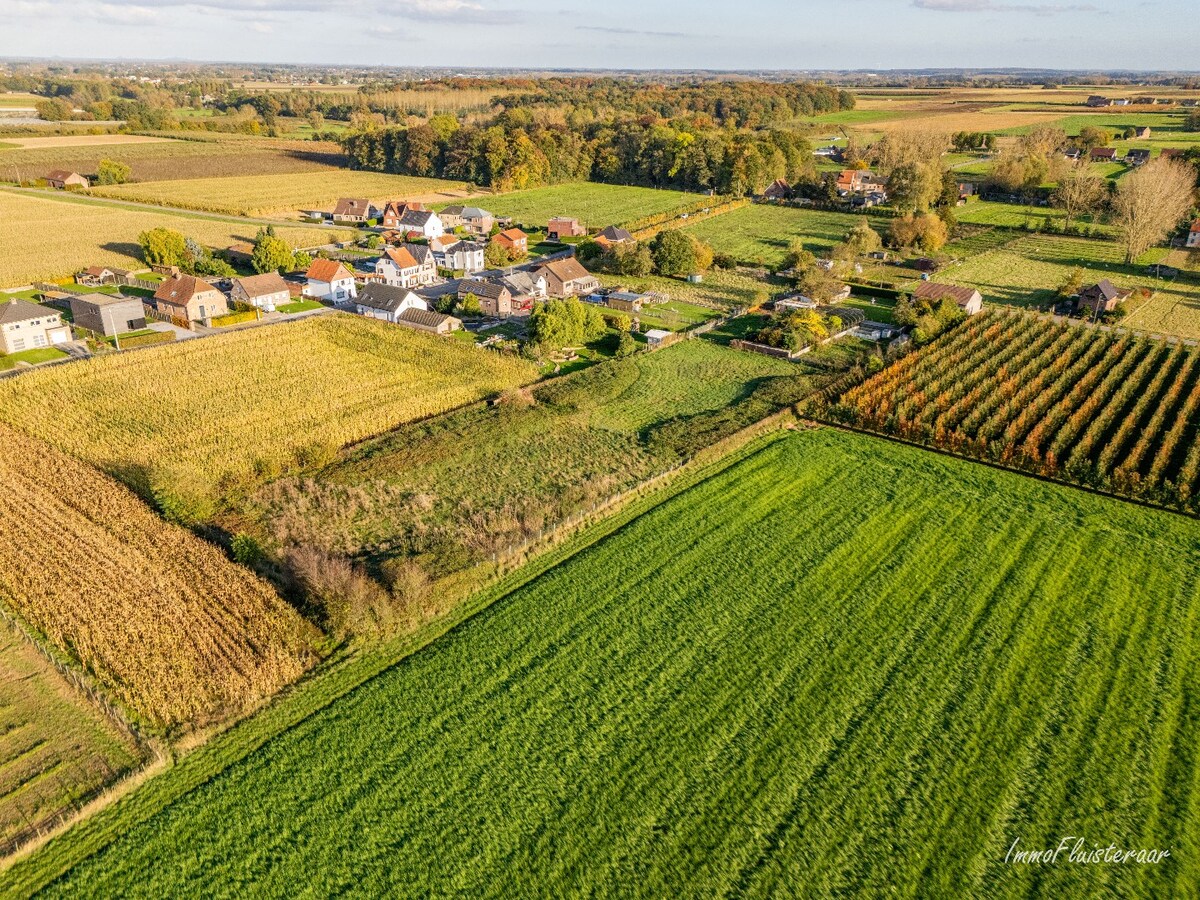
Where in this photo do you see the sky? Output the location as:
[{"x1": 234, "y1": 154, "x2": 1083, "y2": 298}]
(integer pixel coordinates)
[{"x1": 0, "y1": 0, "x2": 1196, "y2": 72}]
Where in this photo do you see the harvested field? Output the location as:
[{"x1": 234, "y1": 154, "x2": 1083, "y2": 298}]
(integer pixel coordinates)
[
  {"x1": 0, "y1": 139, "x2": 347, "y2": 184},
  {"x1": 0, "y1": 135, "x2": 170, "y2": 150}
]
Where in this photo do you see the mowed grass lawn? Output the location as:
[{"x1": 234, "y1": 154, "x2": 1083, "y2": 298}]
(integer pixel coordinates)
[
  {"x1": 0, "y1": 190, "x2": 341, "y2": 285},
  {"x1": 30, "y1": 428, "x2": 1200, "y2": 897},
  {"x1": 448, "y1": 183, "x2": 706, "y2": 229},
  {"x1": 90, "y1": 171, "x2": 471, "y2": 216},
  {"x1": 680, "y1": 204, "x2": 877, "y2": 266}
]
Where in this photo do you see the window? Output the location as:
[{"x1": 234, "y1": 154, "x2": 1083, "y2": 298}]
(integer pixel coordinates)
[
  {"x1": 32, "y1": 334, "x2": 46, "y2": 348},
  {"x1": 10, "y1": 338, "x2": 25, "y2": 351}
]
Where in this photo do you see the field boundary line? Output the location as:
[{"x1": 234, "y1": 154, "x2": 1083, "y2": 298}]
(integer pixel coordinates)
[
  {"x1": 0, "y1": 412, "x2": 797, "y2": 897},
  {"x1": 810, "y1": 417, "x2": 1200, "y2": 522}
]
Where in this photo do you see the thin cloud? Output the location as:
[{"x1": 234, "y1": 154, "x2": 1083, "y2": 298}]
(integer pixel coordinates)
[
  {"x1": 576, "y1": 25, "x2": 691, "y2": 38},
  {"x1": 913, "y1": 0, "x2": 1096, "y2": 12}
]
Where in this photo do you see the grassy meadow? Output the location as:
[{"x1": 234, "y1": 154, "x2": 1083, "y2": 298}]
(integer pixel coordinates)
[
  {"x1": 455, "y1": 183, "x2": 707, "y2": 230},
  {"x1": 680, "y1": 204, "x2": 876, "y2": 266},
  {"x1": 28, "y1": 428, "x2": 1200, "y2": 897},
  {"x1": 0, "y1": 189, "x2": 341, "y2": 286},
  {"x1": 0, "y1": 315, "x2": 539, "y2": 519},
  {"x1": 236, "y1": 338, "x2": 835, "y2": 581}
]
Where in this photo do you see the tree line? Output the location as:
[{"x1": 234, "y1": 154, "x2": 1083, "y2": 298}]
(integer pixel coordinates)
[{"x1": 342, "y1": 111, "x2": 824, "y2": 196}]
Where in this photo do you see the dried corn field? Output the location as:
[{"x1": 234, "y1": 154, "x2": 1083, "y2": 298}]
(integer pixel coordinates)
[
  {"x1": 0, "y1": 190, "x2": 341, "y2": 286},
  {"x1": 0, "y1": 315, "x2": 540, "y2": 520},
  {"x1": 89, "y1": 170, "x2": 472, "y2": 216},
  {"x1": 0, "y1": 423, "x2": 321, "y2": 730}
]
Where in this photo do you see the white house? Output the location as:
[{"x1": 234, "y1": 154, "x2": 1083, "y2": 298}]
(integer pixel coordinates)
[
  {"x1": 230, "y1": 272, "x2": 291, "y2": 312},
  {"x1": 395, "y1": 209, "x2": 444, "y2": 240},
  {"x1": 1187, "y1": 220, "x2": 1200, "y2": 249},
  {"x1": 431, "y1": 237, "x2": 485, "y2": 274},
  {"x1": 355, "y1": 283, "x2": 428, "y2": 324},
  {"x1": 0, "y1": 299, "x2": 72, "y2": 354},
  {"x1": 304, "y1": 258, "x2": 357, "y2": 306},
  {"x1": 375, "y1": 245, "x2": 437, "y2": 288}
]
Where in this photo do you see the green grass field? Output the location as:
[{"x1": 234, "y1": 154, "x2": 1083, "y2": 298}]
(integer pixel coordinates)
[
  {"x1": 444, "y1": 183, "x2": 706, "y2": 230},
  {"x1": 30, "y1": 428, "x2": 1200, "y2": 897},
  {"x1": 236, "y1": 338, "x2": 829, "y2": 581},
  {"x1": 680, "y1": 204, "x2": 878, "y2": 266},
  {"x1": 956, "y1": 200, "x2": 1114, "y2": 234}
]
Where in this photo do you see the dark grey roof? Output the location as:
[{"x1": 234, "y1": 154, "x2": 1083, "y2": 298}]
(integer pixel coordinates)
[
  {"x1": 398, "y1": 307, "x2": 456, "y2": 329},
  {"x1": 0, "y1": 299, "x2": 59, "y2": 324},
  {"x1": 598, "y1": 225, "x2": 634, "y2": 242},
  {"x1": 459, "y1": 279, "x2": 508, "y2": 300},
  {"x1": 402, "y1": 243, "x2": 433, "y2": 265},
  {"x1": 357, "y1": 282, "x2": 423, "y2": 313},
  {"x1": 398, "y1": 209, "x2": 437, "y2": 228},
  {"x1": 440, "y1": 205, "x2": 466, "y2": 216},
  {"x1": 1084, "y1": 279, "x2": 1120, "y2": 301}
]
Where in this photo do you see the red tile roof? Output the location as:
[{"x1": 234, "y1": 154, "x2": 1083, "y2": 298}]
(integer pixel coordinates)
[{"x1": 306, "y1": 258, "x2": 353, "y2": 283}]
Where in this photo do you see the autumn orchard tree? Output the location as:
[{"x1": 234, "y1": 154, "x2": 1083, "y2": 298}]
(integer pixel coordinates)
[{"x1": 1112, "y1": 158, "x2": 1196, "y2": 263}]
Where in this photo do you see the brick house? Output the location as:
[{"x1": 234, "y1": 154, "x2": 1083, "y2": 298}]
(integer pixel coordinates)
[
  {"x1": 230, "y1": 272, "x2": 291, "y2": 312},
  {"x1": 913, "y1": 281, "x2": 983, "y2": 316},
  {"x1": 153, "y1": 274, "x2": 228, "y2": 323},
  {"x1": 532, "y1": 256, "x2": 600, "y2": 297},
  {"x1": 492, "y1": 228, "x2": 528, "y2": 256},
  {"x1": 548, "y1": 217, "x2": 586, "y2": 240}
]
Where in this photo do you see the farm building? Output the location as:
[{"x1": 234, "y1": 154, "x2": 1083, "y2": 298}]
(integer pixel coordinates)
[
  {"x1": 0, "y1": 299, "x2": 72, "y2": 353},
  {"x1": 69, "y1": 294, "x2": 146, "y2": 337},
  {"x1": 1125, "y1": 149, "x2": 1151, "y2": 166},
  {"x1": 1090, "y1": 148, "x2": 1117, "y2": 162},
  {"x1": 45, "y1": 170, "x2": 89, "y2": 190},
  {"x1": 304, "y1": 259, "x2": 357, "y2": 306},
  {"x1": 533, "y1": 257, "x2": 600, "y2": 298},
  {"x1": 153, "y1": 274, "x2": 228, "y2": 323},
  {"x1": 355, "y1": 283, "x2": 428, "y2": 324},
  {"x1": 76, "y1": 266, "x2": 131, "y2": 287},
  {"x1": 1134, "y1": 126, "x2": 1152, "y2": 139},
  {"x1": 1076, "y1": 279, "x2": 1131, "y2": 317},
  {"x1": 913, "y1": 281, "x2": 983, "y2": 316},
  {"x1": 395, "y1": 307, "x2": 462, "y2": 335},
  {"x1": 548, "y1": 217, "x2": 586, "y2": 240},
  {"x1": 644, "y1": 328, "x2": 672, "y2": 348},
  {"x1": 1187, "y1": 221, "x2": 1200, "y2": 249},
  {"x1": 231, "y1": 273, "x2": 290, "y2": 312},
  {"x1": 607, "y1": 291, "x2": 651, "y2": 313}
]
